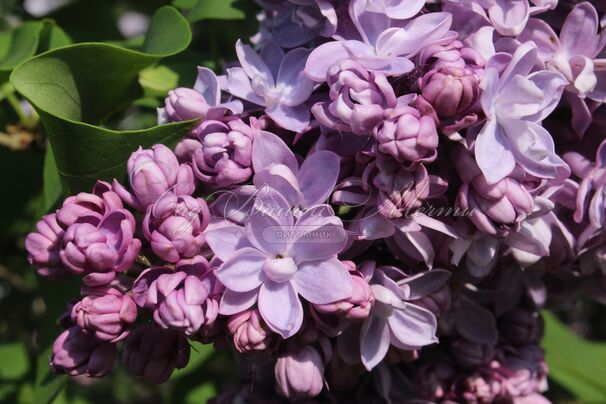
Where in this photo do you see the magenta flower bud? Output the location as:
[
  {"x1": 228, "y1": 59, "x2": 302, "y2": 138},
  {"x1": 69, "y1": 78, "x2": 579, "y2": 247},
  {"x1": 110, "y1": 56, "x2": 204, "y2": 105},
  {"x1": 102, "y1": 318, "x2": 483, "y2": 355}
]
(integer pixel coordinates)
[
  {"x1": 189, "y1": 119, "x2": 254, "y2": 187},
  {"x1": 165, "y1": 88, "x2": 210, "y2": 122},
  {"x1": 498, "y1": 308, "x2": 543, "y2": 345},
  {"x1": 143, "y1": 194, "x2": 210, "y2": 263},
  {"x1": 50, "y1": 326, "x2": 117, "y2": 377},
  {"x1": 122, "y1": 325, "x2": 190, "y2": 383},
  {"x1": 25, "y1": 213, "x2": 66, "y2": 279},
  {"x1": 227, "y1": 309, "x2": 273, "y2": 353},
  {"x1": 312, "y1": 59, "x2": 396, "y2": 135},
  {"x1": 57, "y1": 181, "x2": 124, "y2": 228},
  {"x1": 420, "y1": 66, "x2": 480, "y2": 119},
  {"x1": 275, "y1": 346, "x2": 325, "y2": 399},
  {"x1": 375, "y1": 103, "x2": 438, "y2": 164},
  {"x1": 454, "y1": 146, "x2": 533, "y2": 237},
  {"x1": 113, "y1": 144, "x2": 195, "y2": 211},
  {"x1": 313, "y1": 261, "x2": 374, "y2": 320},
  {"x1": 71, "y1": 286, "x2": 138, "y2": 342},
  {"x1": 60, "y1": 209, "x2": 141, "y2": 286},
  {"x1": 132, "y1": 257, "x2": 219, "y2": 336},
  {"x1": 366, "y1": 153, "x2": 443, "y2": 220},
  {"x1": 450, "y1": 339, "x2": 495, "y2": 369}
]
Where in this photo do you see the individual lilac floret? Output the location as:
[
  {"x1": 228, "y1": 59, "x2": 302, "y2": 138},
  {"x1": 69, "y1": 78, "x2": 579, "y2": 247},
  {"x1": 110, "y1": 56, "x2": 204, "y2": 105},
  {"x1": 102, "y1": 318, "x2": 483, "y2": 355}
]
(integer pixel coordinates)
[
  {"x1": 50, "y1": 326, "x2": 117, "y2": 378},
  {"x1": 252, "y1": 130, "x2": 341, "y2": 210},
  {"x1": 448, "y1": 0, "x2": 556, "y2": 37},
  {"x1": 227, "y1": 308, "x2": 274, "y2": 353},
  {"x1": 175, "y1": 119, "x2": 254, "y2": 188},
  {"x1": 57, "y1": 180, "x2": 124, "y2": 228},
  {"x1": 142, "y1": 194, "x2": 210, "y2": 263},
  {"x1": 25, "y1": 213, "x2": 66, "y2": 279},
  {"x1": 375, "y1": 95, "x2": 439, "y2": 164},
  {"x1": 60, "y1": 209, "x2": 141, "y2": 286},
  {"x1": 305, "y1": 9, "x2": 452, "y2": 80},
  {"x1": 312, "y1": 59, "x2": 396, "y2": 135},
  {"x1": 365, "y1": 0, "x2": 425, "y2": 19},
  {"x1": 454, "y1": 145, "x2": 534, "y2": 237},
  {"x1": 133, "y1": 257, "x2": 219, "y2": 336},
  {"x1": 161, "y1": 67, "x2": 243, "y2": 124},
  {"x1": 357, "y1": 264, "x2": 446, "y2": 370},
  {"x1": 122, "y1": 325, "x2": 190, "y2": 383},
  {"x1": 71, "y1": 285, "x2": 138, "y2": 342},
  {"x1": 113, "y1": 144, "x2": 195, "y2": 212},
  {"x1": 222, "y1": 41, "x2": 314, "y2": 132},
  {"x1": 564, "y1": 139, "x2": 606, "y2": 229},
  {"x1": 275, "y1": 345, "x2": 325, "y2": 399},
  {"x1": 519, "y1": 2, "x2": 606, "y2": 134},
  {"x1": 205, "y1": 190, "x2": 353, "y2": 338},
  {"x1": 475, "y1": 42, "x2": 568, "y2": 184}
]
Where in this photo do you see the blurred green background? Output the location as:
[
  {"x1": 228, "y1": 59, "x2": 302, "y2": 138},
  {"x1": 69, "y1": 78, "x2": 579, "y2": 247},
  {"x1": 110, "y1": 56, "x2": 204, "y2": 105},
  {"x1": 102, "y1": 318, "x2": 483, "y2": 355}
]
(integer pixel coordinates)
[{"x1": 1, "y1": 1, "x2": 606, "y2": 403}]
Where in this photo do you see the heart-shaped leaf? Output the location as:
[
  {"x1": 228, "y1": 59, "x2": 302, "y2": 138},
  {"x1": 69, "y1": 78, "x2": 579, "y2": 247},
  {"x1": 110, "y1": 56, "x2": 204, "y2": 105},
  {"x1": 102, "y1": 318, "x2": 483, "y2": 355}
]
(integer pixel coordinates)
[{"x1": 10, "y1": 6, "x2": 195, "y2": 194}]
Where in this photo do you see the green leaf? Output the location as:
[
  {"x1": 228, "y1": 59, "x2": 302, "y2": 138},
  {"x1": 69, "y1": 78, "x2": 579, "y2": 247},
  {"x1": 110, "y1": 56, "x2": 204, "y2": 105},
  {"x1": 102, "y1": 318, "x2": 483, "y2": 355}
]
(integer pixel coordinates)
[
  {"x1": 10, "y1": 6, "x2": 195, "y2": 194},
  {"x1": 184, "y1": 383, "x2": 216, "y2": 404},
  {"x1": 188, "y1": 0, "x2": 246, "y2": 21},
  {"x1": 0, "y1": 342, "x2": 29, "y2": 380},
  {"x1": 0, "y1": 21, "x2": 45, "y2": 82},
  {"x1": 173, "y1": 0, "x2": 198, "y2": 10},
  {"x1": 43, "y1": 144, "x2": 62, "y2": 211},
  {"x1": 542, "y1": 311, "x2": 606, "y2": 402},
  {"x1": 139, "y1": 65, "x2": 179, "y2": 98}
]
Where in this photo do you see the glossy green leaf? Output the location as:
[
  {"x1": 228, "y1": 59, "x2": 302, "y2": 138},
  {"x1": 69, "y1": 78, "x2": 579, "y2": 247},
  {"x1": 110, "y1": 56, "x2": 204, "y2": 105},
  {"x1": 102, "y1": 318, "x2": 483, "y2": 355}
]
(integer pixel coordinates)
[
  {"x1": 188, "y1": 0, "x2": 246, "y2": 21},
  {"x1": 10, "y1": 6, "x2": 195, "y2": 194},
  {"x1": 43, "y1": 144, "x2": 62, "y2": 211},
  {"x1": 0, "y1": 21, "x2": 45, "y2": 82},
  {"x1": 139, "y1": 65, "x2": 179, "y2": 98},
  {"x1": 0, "y1": 342, "x2": 29, "y2": 380},
  {"x1": 542, "y1": 311, "x2": 606, "y2": 402}
]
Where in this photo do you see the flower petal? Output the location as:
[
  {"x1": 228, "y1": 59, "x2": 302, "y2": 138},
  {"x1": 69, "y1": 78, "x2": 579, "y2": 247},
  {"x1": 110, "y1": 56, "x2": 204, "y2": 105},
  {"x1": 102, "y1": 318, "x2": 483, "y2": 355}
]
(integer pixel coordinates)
[
  {"x1": 258, "y1": 281, "x2": 303, "y2": 338},
  {"x1": 294, "y1": 258, "x2": 353, "y2": 304},
  {"x1": 215, "y1": 247, "x2": 265, "y2": 292},
  {"x1": 298, "y1": 151, "x2": 341, "y2": 208},
  {"x1": 252, "y1": 131, "x2": 298, "y2": 174},
  {"x1": 360, "y1": 315, "x2": 390, "y2": 370},
  {"x1": 219, "y1": 288, "x2": 259, "y2": 315},
  {"x1": 388, "y1": 304, "x2": 438, "y2": 349}
]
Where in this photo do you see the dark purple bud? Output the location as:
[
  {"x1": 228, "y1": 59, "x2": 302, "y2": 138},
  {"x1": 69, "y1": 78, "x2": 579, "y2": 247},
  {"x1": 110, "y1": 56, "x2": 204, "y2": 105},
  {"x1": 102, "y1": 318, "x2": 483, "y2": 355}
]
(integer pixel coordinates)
[
  {"x1": 50, "y1": 326, "x2": 117, "y2": 378},
  {"x1": 122, "y1": 325, "x2": 190, "y2": 383}
]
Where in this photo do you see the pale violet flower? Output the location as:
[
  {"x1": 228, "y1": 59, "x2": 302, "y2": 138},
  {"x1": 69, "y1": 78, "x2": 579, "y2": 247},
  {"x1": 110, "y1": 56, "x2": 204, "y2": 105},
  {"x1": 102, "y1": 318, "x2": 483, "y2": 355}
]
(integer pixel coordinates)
[
  {"x1": 305, "y1": 7, "x2": 453, "y2": 80},
  {"x1": 475, "y1": 42, "x2": 568, "y2": 184},
  {"x1": 222, "y1": 41, "x2": 315, "y2": 132},
  {"x1": 252, "y1": 131, "x2": 341, "y2": 211},
  {"x1": 205, "y1": 190, "x2": 353, "y2": 338}
]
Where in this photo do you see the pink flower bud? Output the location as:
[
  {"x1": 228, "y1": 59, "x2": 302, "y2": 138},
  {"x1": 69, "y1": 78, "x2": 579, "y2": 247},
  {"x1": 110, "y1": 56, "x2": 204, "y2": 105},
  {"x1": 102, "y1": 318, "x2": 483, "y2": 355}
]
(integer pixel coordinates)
[
  {"x1": 275, "y1": 346, "x2": 325, "y2": 399},
  {"x1": 71, "y1": 286, "x2": 138, "y2": 342},
  {"x1": 227, "y1": 309, "x2": 274, "y2": 353},
  {"x1": 25, "y1": 213, "x2": 66, "y2": 279},
  {"x1": 143, "y1": 194, "x2": 210, "y2": 263},
  {"x1": 50, "y1": 326, "x2": 117, "y2": 378}
]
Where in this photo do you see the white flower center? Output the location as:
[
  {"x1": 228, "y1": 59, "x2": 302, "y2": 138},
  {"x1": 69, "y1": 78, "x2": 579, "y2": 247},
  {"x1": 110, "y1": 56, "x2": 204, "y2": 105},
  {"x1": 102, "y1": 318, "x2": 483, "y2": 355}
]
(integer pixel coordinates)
[{"x1": 263, "y1": 257, "x2": 297, "y2": 283}]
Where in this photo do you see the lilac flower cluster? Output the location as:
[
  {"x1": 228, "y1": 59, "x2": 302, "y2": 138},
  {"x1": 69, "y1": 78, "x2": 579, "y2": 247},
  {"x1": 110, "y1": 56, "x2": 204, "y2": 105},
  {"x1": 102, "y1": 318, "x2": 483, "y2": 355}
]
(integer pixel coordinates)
[{"x1": 25, "y1": 0, "x2": 606, "y2": 401}]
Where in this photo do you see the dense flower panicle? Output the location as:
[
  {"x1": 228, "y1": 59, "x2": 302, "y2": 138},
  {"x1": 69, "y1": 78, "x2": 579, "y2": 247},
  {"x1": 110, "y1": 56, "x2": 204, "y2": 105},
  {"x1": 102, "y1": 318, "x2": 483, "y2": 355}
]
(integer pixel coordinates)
[
  {"x1": 59, "y1": 209, "x2": 141, "y2": 286},
  {"x1": 25, "y1": 0, "x2": 606, "y2": 401},
  {"x1": 142, "y1": 194, "x2": 210, "y2": 263},
  {"x1": 71, "y1": 285, "x2": 138, "y2": 342},
  {"x1": 113, "y1": 144, "x2": 195, "y2": 211},
  {"x1": 122, "y1": 325, "x2": 190, "y2": 383},
  {"x1": 50, "y1": 326, "x2": 117, "y2": 378}
]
